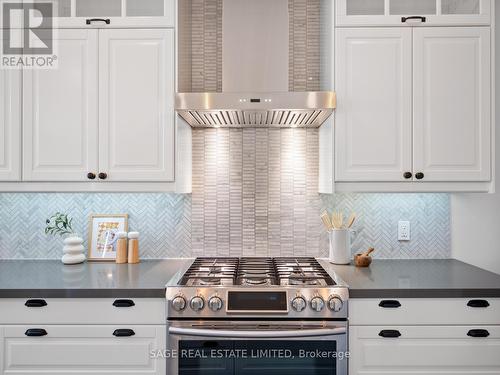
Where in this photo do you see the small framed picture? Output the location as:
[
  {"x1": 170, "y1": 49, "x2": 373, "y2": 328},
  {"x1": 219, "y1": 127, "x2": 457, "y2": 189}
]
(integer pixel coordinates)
[{"x1": 88, "y1": 214, "x2": 128, "y2": 262}]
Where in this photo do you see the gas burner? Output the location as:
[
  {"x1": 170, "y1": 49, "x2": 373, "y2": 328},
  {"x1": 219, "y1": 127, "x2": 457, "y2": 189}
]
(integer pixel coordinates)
[
  {"x1": 198, "y1": 278, "x2": 221, "y2": 286},
  {"x1": 239, "y1": 278, "x2": 272, "y2": 286},
  {"x1": 288, "y1": 278, "x2": 321, "y2": 286}
]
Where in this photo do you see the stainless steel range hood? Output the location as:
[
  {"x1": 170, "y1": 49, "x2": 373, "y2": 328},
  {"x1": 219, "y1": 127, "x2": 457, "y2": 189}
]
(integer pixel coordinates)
[
  {"x1": 176, "y1": 0, "x2": 335, "y2": 129},
  {"x1": 175, "y1": 92, "x2": 336, "y2": 128}
]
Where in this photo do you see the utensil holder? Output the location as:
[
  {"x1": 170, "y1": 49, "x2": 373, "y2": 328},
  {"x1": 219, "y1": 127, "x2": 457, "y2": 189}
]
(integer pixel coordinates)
[{"x1": 329, "y1": 229, "x2": 353, "y2": 265}]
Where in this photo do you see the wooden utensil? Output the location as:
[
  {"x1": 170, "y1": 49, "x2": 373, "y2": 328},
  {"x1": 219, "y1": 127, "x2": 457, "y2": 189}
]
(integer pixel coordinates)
[
  {"x1": 347, "y1": 213, "x2": 356, "y2": 228},
  {"x1": 321, "y1": 211, "x2": 333, "y2": 231},
  {"x1": 354, "y1": 247, "x2": 375, "y2": 267},
  {"x1": 332, "y1": 211, "x2": 344, "y2": 229}
]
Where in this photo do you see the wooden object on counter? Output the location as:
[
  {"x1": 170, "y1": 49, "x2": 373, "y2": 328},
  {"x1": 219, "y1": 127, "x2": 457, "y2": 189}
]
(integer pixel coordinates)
[
  {"x1": 354, "y1": 247, "x2": 375, "y2": 267},
  {"x1": 127, "y1": 232, "x2": 140, "y2": 264},
  {"x1": 321, "y1": 211, "x2": 333, "y2": 231},
  {"x1": 115, "y1": 232, "x2": 128, "y2": 264}
]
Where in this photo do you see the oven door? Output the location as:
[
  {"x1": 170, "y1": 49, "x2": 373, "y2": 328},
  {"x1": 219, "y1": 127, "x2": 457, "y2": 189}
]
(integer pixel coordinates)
[{"x1": 166, "y1": 320, "x2": 348, "y2": 375}]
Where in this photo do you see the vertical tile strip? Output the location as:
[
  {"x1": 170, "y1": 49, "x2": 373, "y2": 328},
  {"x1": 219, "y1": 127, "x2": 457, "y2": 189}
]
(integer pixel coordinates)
[
  {"x1": 242, "y1": 129, "x2": 256, "y2": 256},
  {"x1": 204, "y1": 129, "x2": 217, "y2": 256},
  {"x1": 229, "y1": 130, "x2": 243, "y2": 256},
  {"x1": 268, "y1": 130, "x2": 282, "y2": 256},
  {"x1": 191, "y1": 130, "x2": 205, "y2": 256},
  {"x1": 280, "y1": 129, "x2": 294, "y2": 257},
  {"x1": 293, "y1": 129, "x2": 307, "y2": 257},
  {"x1": 216, "y1": 130, "x2": 230, "y2": 257},
  {"x1": 306, "y1": 129, "x2": 322, "y2": 257},
  {"x1": 255, "y1": 129, "x2": 269, "y2": 256}
]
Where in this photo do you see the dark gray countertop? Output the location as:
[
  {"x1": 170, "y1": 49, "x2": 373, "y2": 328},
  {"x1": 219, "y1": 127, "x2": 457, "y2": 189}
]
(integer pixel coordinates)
[
  {"x1": 319, "y1": 259, "x2": 500, "y2": 298},
  {"x1": 0, "y1": 259, "x2": 191, "y2": 298},
  {"x1": 0, "y1": 258, "x2": 499, "y2": 298}
]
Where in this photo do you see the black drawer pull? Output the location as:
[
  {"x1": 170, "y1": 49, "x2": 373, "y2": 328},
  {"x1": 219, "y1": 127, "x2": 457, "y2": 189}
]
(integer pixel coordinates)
[
  {"x1": 113, "y1": 329, "x2": 135, "y2": 337},
  {"x1": 379, "y1": 300, "x2": 401, "y2": 308},
  {"x1": 467, "y1": 300, "x2": 490, "y2": 308},
  {"x1": 86, "y1": 18, "x2": 110, "y2": 25},
  {"x1": 25, "y1": 299, "x2": 47, "y2": 307},
  {"x1": 401, "y1": 16, "x2": 426, "y2": 23},
  {"x1": 113, "y1": 299, "x2": 135, "y2": 308},
  {"x1": 467, "y1": 329, "x2": 490, "y2": 338},
  {"x1": 379, "y1": 330, "x2": 401, "y2": 338},
  {"x1": 25, "y1": 328, "x2": 47, "y2": 337}
]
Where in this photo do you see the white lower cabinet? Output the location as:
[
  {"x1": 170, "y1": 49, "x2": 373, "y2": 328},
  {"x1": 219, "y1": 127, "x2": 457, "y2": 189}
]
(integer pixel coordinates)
[
  {"x1": 349, "y1": 298, "x2": 500, "y2": 374},
  {"x1": 350, "y1": 325, "x2": 500, "y2": 374},
  {"x1": 0, "y1": 325, "x2": 166, "y2": 374}
]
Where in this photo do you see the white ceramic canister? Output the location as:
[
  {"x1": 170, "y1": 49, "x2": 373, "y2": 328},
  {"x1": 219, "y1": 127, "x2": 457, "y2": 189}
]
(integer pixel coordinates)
[{"x1": 329, "y1": 229, "x2": 354, "y2": 265}]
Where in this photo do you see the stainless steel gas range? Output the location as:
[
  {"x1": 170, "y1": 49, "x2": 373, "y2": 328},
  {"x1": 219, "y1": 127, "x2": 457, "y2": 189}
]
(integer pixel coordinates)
[{"x1": 166, "y1": 257, "x2": 349, "y2": 375}]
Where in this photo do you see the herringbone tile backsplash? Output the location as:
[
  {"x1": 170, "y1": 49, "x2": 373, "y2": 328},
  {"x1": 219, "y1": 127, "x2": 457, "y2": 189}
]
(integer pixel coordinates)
[{"x1": 0, "y1": 191, "x2": 450, "y2": 260}]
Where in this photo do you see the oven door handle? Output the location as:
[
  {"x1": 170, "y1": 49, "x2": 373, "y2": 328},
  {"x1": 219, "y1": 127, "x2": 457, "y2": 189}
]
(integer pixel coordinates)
[{"x1": 168, "y1": 326, "x2": 346, "y2": 338}]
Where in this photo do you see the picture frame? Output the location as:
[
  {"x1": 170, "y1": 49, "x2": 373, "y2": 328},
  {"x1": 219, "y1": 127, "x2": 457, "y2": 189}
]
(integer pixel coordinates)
[{"x1": 88, "y1": 214, "x2": 128, "y2": 262}]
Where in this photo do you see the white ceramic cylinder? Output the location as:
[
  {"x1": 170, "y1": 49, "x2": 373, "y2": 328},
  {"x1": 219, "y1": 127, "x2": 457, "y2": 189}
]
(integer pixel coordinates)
[{"x1": 329, "y1": 229, "x2": 352, "y2": 265}]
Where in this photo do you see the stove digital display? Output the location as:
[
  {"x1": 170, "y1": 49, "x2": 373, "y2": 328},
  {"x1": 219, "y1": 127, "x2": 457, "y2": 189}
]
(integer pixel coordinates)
[{"x1": 227, "y1": 291, "x2": 288, "y2": 312}]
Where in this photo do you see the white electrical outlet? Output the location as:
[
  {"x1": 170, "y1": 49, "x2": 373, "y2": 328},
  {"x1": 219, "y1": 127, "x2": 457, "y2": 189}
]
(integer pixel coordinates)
[{"x1": 398, "y1": 221, "x2": 410, "y2": 241}]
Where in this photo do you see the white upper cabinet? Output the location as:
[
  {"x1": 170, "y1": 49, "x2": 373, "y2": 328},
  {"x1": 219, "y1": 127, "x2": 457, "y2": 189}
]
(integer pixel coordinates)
[
  {"x1": 33, "y1": 0, "x2": 174, "y2": 28},
  {"x1": 23, "y1": 29, "x2": 99, "y2": 182},
  {"x1": 335, "y1": 28, "x2": 412, "y2": 182},
  {"x1": 98, "y1": 29, "x2": 175, "y2": 182},
  {"x1": 0, "y1": 70, "x2": 21, "y2": 181},
  {"x1": 336, "y1": 0, "x2": 491, "y2": 26},
  {"x1": 413, "y1": 27, "x2": 491, "y2": 182}
]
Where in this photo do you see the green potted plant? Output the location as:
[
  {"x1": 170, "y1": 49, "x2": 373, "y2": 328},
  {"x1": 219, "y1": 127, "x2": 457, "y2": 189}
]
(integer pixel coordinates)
[{"x1": 45, "y1": 212, "x2": 86, "y2": 264}]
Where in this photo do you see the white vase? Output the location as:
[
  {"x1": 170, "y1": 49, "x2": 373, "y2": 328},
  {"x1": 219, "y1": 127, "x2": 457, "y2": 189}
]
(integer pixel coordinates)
[
  {"x1": 329, "y1": 229, "x2": 355, "y2": 265},
  {"x1": 62, "y1": 235, "x2": 86, "y2": 265}
]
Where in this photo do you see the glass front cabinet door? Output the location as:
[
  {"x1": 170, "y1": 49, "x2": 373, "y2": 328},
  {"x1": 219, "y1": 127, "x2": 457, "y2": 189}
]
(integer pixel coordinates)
[{"x1": 336, "y1": 0, "x2": 491, "y2": 26}]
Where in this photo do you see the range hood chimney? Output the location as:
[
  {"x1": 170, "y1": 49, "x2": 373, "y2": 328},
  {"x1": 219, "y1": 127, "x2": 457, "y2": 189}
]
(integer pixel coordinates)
[{"x1": 176, "y1": 0, "x2": 335, "y2": 129}]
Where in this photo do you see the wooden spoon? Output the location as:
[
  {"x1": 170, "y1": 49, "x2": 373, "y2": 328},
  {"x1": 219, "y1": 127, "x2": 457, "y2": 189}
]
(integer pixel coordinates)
[
  {"x1": 347, "y1": 213, "x2": 356, "y2": 228},
  {"x1": 321, "y1": 211, "x2": 333, "y2": 231}
]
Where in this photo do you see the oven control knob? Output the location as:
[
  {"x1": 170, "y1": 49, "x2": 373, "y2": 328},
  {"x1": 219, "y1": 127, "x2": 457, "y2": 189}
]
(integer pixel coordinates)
[
  {"x1": 310, "y1": 296, "x2": 325, "y2": 312},
  {"x1": 291, "y1": 296, "x2": 307, "y2": 312},
  {"x1": 208, "y1": 296, "x2": 223, "y2": 312},
  {"x1": 328, "y1": 296, "x2": 344, "y2": 312},
  {"x1": 171, "y1": 296, "x2": 186, "y2": 311},
  {"x1": 190, "y1": 296, "x2": 205, "y2": 311}
]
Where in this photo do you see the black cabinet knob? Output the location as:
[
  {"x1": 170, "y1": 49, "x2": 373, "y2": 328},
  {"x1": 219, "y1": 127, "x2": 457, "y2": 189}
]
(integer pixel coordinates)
[
  {"x1": 403, "y1": 172, "x2": 413, "y2": 179},
  {"x1": 113, "y1": 299, "x2": 135, "y2": 308},
  {"x1": 415, "y1": 172, "x2": 425, "y2": 180},
  {"x1": 379, "y1": 300, "x2": 401, "y2": 308},
  {"x1": 467, "y1": 329, "x2": 490, "y2": 338},
  {"x1": 98, "y1": 172, "x2": 108, "y2": 180},
  {"x1": 113, "y1": 329, "x2": 135, "y2": 337},
  {"x1": 25, "y1": 299, "x2": 47, "y2": 307},
  {"x1": 87, "y1": 172, "x2": 96, "y2": 180},
  {"x1": 86, "y1": 18, "x2": 111, "y2": 25},
  {"x1": 379, "y1": 330, "x2": 401, "y2": 338},
  {"x1": 25, "y1": 328, "x2": 48, "y2": 337},
  {"x1": 401, "y1": 16, "x2": 426, "y2": 23},
  {"x1": 467, "y1": 300, "x2": 490, "y2": 308}
]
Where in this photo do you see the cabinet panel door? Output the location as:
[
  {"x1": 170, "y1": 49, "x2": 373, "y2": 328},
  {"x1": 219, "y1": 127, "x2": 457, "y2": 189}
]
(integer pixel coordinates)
[
  {"x1": 350, "y1": 325, "x2": 500, "y2": 374},
  {"x1": 413, "y1": 27, "x2": 491, "y2": 182},
  {"x1": 0, "y1": 70, "x2": 21, "y2": 181},
  {"x1": 335, "y1": 28, "x2": 412, "y2": 182},
  {"x1": 1, "y1": 325, "x2": 166, "y2": 374},
  {"x1": 23, "y1": 29, "x2": 98, "y2": 181},
  {"x1": 99, "y1": 29, "x2": 174, "y2": 182},
  {"x1": 336, "y1": 0, "x2": 491, "y2": 26}
]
